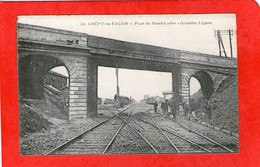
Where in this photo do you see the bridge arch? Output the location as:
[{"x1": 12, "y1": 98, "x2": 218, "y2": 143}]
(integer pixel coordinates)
[
  {"x1": 18, "y1": 55, "x2": 71, "y2": 99},
  {"x1": 189, "y1": 71, "x2": 214, "y2": 100}
]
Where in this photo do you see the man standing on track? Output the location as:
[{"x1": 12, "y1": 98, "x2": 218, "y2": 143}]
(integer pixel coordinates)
[
  {"x1": 182, "y1": 101, "x2": 189, "y2": 119},
  {"x1": 154, "y1": 101, "x2": 158, "y2": 113},
  {"x1": 170, "y1": 98, "x2": 177, "y2": 120},
  {"x1": 161, "y1": 100, "x2": 168, "y2": 117},
  {"x1": 204, "y1": 100, "x2": 212, "y2": 120},
  {"x1": 161, "y1": 100, "x2": 165, "y2": 115}
]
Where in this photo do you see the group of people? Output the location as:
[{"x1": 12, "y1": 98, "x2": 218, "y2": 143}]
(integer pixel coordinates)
[
  {"x1": 153, "y1": 98, "x2": 178, "y2": 120},
  {"x1": 153, "y1": 98, "x2": 212, "y2": 121}
]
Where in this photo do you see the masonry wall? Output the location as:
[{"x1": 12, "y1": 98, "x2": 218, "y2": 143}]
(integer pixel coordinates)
[{"x1": 64, "y1": 56, "x2": 89, "y2": 120}]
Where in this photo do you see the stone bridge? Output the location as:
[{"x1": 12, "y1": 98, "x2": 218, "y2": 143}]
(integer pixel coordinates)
[{"x1": 17, "y1": 23, "x2": 237, "y2": 120}]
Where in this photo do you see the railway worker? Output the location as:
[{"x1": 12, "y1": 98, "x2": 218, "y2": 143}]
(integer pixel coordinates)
[
  {"x1": 182, "y1": 101, "x2": 189, "y2": 119},
  {"x1": 161, "y1": 100, "x2": 165, "y2": 116},
  {"x1": 204, "y1": 100, "x2": 212, "y2": 120},
  {"x1": 170, "y1": 98, "x2": 177, "y2": 120},
  {"x1": 189, "y1": 99, "x2": 196, "y2": 121},
  {"x1": 160, "y1": 100, "x2": 164, "y2": 113},
  {"x1": 154, "y1": 101, "x2": 158, "y2": 113},
  {"x1": 161, "y1": 100, "x2": 168, "y2": 117},
  {"x1": 165, "y1": 100, "x2": 170, "y2": 117}
]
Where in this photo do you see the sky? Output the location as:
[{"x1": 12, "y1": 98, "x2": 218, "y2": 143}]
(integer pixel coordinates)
[
  {"x1": 18, "y1": 14, "x2": 237, "y2": 101},
  {"x1": 50, "y1": 66, "x2": 200, "y2": 101}
]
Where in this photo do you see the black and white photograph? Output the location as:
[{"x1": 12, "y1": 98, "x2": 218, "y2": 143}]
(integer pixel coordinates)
[{"x1": 17, "y1": 14, "x2": 239, "y2": 155}]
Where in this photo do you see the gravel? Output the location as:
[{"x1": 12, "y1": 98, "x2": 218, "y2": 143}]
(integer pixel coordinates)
[{"x1": 20, "y1": 116, "x2": 108, "y2": 155}]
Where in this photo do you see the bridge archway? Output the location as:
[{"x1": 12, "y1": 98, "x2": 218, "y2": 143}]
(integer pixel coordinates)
[
  {"x1": 189, "y1": 76, "x2": 201, "y2": 96},
  {"x1": 189, "y1": 71, "x2": 214, "y2": 100},
  {"x1": 18, "y1": 55, "x2": 70, "y2": 99}
]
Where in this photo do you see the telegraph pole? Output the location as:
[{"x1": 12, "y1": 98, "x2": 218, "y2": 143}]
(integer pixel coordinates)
[
  {"x1": 115, "y1": 68, "x2": 120, "y2": 96},
  {"x1": 229, "y1": 30, "x2": 233, "y2": 58},
  {"x1": 217, "y1": 30, "x2": 227, "y2": 58},
  {"x1": 216, "y1": 30, "x2": 233, "y2": 58}
]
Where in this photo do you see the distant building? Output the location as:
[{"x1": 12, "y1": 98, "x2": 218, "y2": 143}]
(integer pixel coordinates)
[
  {"x1": 44, "y1": 71, "x2": 69, "y2": 105},
  {"x1": 44, "y1": 71, "x2": 68, "y2": 90},
  {"x1": 145, "y1": 96, "x2": 164, "y2": 104}
]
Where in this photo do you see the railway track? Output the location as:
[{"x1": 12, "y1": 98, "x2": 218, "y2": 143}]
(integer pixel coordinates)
[
  {"x1": 46, "y1": 105, "x2": 182, "y2": 154},
  {"x1": 140, "y1": 112, "x2": 234, "y2": 153},
  {"x1": 126, "y1": 117, "x2": 178, "y2": 154},
  {"x1": 45, "y1": 105, "x2": 135, "y2": 155},
  {"x1": 45, "y1": 103, "x2": 233, "y2": 155},
  {"x1": 115, "y1": 113, "x2": 180, "y2": 154},
  {"x1": 173, "y1": 120, "x2": 234, "y2": 153},
  {"x1": 133, "y1": 114, "x2": 211, "y2": 153}
]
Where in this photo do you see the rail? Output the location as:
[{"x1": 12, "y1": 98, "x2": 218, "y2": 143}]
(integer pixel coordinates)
[
  {"x1": 135, "y1": 116, "x2": 211, "y2": 153},
  {"x1": 174, "y1": 121, "x2": 234, "y2": 153},
  {"x1": 45, "y1": 104, "x2": 134, "y2": 155},
  {"x1": 102, "y1": 113, "x2": 132, "y2": 154},
  {"x1": 146, "y1": 112, "x2": 180, "y2": 153},
  {"x1": 116, "y1": 115, "x2": 159, "y2": 153},
  {"x1": 148, "y1": 112, "x2": 233, "y2": 153}
]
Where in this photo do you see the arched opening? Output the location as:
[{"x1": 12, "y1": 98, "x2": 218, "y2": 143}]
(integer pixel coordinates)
[
  {"x1": 18, "y1": 55, "x2": 65, "y2": 99},
  {"x1": 189, "y1": 76, "x2": 202, "y2": 112},
  {"x1": 190, "y1": 71, "x2": 214, "y2": 100},
  {"x1": 189, "y1": 77, "x2": 201, "y2": 97},
  {"x1": 43, "y1": 66, "x2": 70, "y2": 119},
  {"x1": 44, "y1": 66, "x2": 69, "y2": 90},
  {"x1": 188, "y1": 71, "x2": 214, "y2": 117},
  {"x1": 18, "y1": 55, "x2": 70, "y2": 119}
]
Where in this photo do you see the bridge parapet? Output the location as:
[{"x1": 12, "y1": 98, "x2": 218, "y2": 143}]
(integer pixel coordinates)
[
  {"x1": 179, "y1": 51, "x2": 237, "y2": 68},
  {"x1": 87, "y1": 35, "x2": 180, "y2": 63},
  {"x1": 18, "y1": 23, "x2": 88, "y2": 48}
]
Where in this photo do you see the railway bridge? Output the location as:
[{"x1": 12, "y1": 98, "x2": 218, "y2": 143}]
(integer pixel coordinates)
[{"x1": 18, "y1": 23, "x2": 237, "y2": 120}]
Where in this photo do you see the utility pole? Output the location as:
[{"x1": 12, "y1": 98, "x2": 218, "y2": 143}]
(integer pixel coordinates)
[
  {"x1": 229, "y1": 30, "x2": 233, "y2": 58},
  {"x1": 217, "y1": 30, "x2": 227, "y2": 58},
  {"x1": 115, "y1": 68, "x2": 120, "y2": 96}
]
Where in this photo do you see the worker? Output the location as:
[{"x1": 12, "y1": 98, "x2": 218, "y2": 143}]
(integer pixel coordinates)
[
  {"x1": 161, "y1": 100, "x2": 168, "y2": 117},
  {"x1": 154, "y1": 101, "x2": 158, "y2": 113},
  {"x1": 161, "y1": 100, "x2": 165, "y2": 115},
  {"x1": 204, "y1": 100, "x2": 212, "y2": 120},
  {"x1": 170, "y1": 98, "x2": 177, "y2": 120},
  {"x1": 189, "y1": 99, "x2": 196, "y2": 121},
  {"x1": 182, "y1": 101, "x2": 189, "y2": 119}
]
